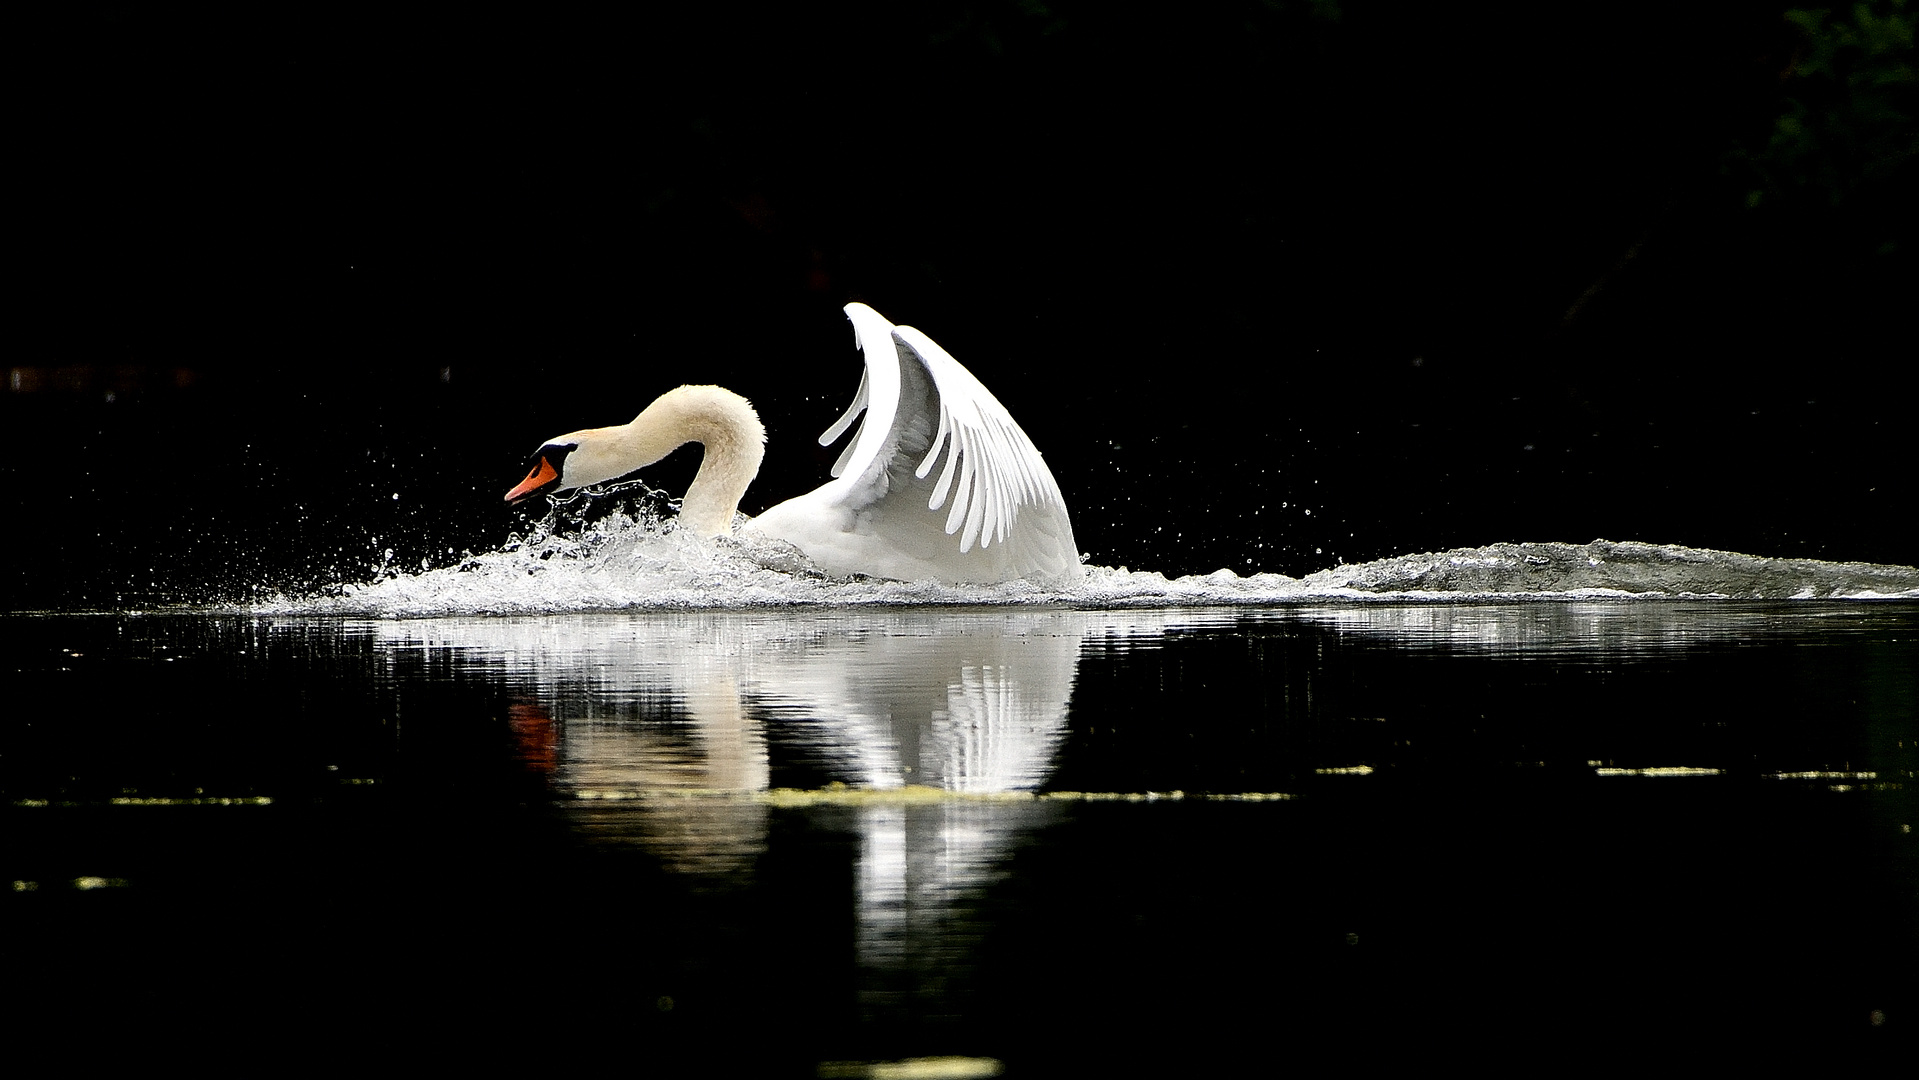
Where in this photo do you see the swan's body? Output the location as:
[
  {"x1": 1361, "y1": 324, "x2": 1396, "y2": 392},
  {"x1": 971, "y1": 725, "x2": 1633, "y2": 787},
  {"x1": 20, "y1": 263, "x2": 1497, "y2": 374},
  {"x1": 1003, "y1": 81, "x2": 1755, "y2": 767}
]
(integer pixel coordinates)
[{"x1": 506, "y1": 303, "x2": 1080, "y2": 585}]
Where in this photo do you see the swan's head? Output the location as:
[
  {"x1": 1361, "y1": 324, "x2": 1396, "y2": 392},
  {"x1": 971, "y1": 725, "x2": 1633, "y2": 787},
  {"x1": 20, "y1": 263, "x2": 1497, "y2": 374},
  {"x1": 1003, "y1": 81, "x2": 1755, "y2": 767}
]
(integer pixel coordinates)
[
  {"x1": 505, "y1": 440, "x2": 579, "y2": 505},
  {"x1": 504, "y1": 424, "x2": 644, "y2": 505}
]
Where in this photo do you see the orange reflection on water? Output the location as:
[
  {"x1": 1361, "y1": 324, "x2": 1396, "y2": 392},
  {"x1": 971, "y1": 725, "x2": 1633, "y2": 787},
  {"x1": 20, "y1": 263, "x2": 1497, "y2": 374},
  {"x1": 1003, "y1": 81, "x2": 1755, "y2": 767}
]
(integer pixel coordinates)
[{"x1": 506, "y1": 701, "x2": 557, "y2": 774}]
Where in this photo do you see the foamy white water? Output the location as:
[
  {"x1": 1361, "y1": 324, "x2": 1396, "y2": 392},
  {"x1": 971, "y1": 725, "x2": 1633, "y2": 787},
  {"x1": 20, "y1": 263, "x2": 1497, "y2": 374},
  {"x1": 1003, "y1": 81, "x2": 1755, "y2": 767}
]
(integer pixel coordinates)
[{"x1": 248, "y1": 495, "x2": 1919, "y2": 617}]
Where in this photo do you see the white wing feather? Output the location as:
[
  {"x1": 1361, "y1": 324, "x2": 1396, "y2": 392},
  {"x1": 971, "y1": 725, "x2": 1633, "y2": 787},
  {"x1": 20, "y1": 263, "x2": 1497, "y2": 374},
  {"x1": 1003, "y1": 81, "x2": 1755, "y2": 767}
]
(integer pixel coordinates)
[{"x1": 825, "y1": 303, "x2": 902, "y2": 489}]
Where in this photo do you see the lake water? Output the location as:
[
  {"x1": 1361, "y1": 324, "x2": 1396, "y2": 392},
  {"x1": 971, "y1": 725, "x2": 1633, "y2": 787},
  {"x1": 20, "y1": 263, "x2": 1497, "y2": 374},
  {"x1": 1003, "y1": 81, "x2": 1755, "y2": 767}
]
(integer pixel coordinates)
[{"x1": 5, "y1": 596, "x2": 1913, "y2": 1071}]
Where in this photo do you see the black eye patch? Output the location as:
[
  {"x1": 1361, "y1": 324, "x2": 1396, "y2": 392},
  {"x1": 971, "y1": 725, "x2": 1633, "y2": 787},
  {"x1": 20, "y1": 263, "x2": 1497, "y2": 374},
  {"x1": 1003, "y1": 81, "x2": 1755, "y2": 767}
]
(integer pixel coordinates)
[{"x1": 529, "y1": 443, "x2": 577, "y2": 474}]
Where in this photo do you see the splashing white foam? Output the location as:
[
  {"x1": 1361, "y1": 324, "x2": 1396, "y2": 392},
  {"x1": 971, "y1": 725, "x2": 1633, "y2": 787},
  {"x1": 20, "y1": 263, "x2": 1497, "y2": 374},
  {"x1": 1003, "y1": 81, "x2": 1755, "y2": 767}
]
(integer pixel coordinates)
[{"x1": 246, "y1": 494, "x2": 1919, "y2": 618}]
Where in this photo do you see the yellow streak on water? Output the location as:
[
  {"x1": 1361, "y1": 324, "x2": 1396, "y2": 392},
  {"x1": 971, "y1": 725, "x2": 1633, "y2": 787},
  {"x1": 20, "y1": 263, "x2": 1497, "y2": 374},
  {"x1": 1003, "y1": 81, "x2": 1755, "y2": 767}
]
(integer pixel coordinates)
[
  {"x1": 10, "y1": 797, "x2": 276, "y2": 807},
  {"x1": 570, "y1": 786, "x2": 1294, "y2": 805},
  {"x1": 1594, "y1": 767, "x2": 1722, "y2": 777},
  {"x1": 817, "y1": 1056, "x2": 1004, "y2": 1079}
]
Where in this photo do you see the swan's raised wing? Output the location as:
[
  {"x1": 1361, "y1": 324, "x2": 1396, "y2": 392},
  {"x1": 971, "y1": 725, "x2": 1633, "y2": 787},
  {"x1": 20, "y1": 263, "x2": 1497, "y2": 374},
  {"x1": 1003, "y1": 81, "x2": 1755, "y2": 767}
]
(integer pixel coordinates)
[{"x1": 792, "y1": 302, "x2": 1078, "y2": 584}]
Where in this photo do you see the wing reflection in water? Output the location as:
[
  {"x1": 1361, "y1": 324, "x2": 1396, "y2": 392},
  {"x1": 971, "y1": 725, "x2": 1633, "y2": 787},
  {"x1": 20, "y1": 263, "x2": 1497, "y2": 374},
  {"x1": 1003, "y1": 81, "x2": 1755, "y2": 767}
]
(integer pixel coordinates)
[{"x1": 750, "y1": 614, "x2": 1084, "y2": 792}]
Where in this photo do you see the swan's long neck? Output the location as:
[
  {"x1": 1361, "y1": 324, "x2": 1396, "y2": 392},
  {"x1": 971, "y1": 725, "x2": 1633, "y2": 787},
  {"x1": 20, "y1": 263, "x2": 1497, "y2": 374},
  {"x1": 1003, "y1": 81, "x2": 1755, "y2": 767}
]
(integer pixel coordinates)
[
  {"x1": 670, "y1": 386, "x2": 766, "y2": 536},
  {"x1": 587, "y1": 385, "x2": 766, "y2": 537}
]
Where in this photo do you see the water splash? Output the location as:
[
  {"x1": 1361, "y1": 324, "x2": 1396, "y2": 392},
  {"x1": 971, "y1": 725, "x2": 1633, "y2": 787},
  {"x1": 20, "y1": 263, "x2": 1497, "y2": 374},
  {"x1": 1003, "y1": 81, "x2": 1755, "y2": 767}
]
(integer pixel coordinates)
[{"x1": 248, "y1": 485, "x2": 1919, "y2": 619}]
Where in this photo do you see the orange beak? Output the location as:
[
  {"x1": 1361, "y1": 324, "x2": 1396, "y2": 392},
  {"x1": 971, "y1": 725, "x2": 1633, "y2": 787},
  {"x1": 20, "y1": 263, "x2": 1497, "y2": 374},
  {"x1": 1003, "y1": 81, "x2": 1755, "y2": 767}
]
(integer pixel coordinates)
[{"x1": 506, "y1": 456, "x2": 560, "y2": 505}]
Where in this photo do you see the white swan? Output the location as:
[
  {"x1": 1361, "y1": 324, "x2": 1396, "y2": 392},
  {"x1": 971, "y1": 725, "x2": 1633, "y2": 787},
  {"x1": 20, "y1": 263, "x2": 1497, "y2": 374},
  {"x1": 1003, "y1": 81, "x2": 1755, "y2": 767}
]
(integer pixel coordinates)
[{"x1": 504, "y1": 303, "x2": 1081, "y2": 585}]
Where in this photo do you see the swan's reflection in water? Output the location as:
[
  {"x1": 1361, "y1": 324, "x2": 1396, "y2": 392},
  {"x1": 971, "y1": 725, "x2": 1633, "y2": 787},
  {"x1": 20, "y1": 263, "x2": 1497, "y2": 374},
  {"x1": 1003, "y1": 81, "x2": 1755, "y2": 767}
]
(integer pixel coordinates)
[
  {"x1": 376, "y1": 610, "x2": 1094, "y2": 796},
  {"x1": 371, "y1": 609, "x2": 1157, "y2": 1015}
]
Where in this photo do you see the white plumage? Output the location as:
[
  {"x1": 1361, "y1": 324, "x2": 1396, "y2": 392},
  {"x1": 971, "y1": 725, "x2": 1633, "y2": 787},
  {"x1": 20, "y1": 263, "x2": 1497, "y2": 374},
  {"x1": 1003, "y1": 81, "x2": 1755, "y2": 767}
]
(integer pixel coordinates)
[{"x1": 506, "y1": 303, "x2": 1080, "y2": 585}]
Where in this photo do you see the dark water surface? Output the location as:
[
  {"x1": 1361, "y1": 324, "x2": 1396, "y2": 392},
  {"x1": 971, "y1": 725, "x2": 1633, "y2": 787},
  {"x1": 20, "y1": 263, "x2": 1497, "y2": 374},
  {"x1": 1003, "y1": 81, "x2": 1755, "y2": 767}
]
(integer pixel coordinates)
[{"x1": 6, "y1": 603, "x2": 1914, "y2": 1069}]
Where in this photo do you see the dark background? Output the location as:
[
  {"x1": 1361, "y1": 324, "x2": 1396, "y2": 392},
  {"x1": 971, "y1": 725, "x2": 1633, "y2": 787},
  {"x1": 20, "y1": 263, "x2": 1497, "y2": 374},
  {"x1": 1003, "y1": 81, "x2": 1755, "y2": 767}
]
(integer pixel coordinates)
[{"x1": 10, "y1": 1, "x2": 1915, "y2": 609}]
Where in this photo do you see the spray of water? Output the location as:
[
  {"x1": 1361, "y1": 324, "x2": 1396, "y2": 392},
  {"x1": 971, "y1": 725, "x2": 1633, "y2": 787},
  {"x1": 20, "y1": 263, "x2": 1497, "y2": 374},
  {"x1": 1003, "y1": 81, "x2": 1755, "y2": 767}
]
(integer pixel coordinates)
[{"x1": 246, "y1": 480, "x2": 1919, "y2": 618}]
